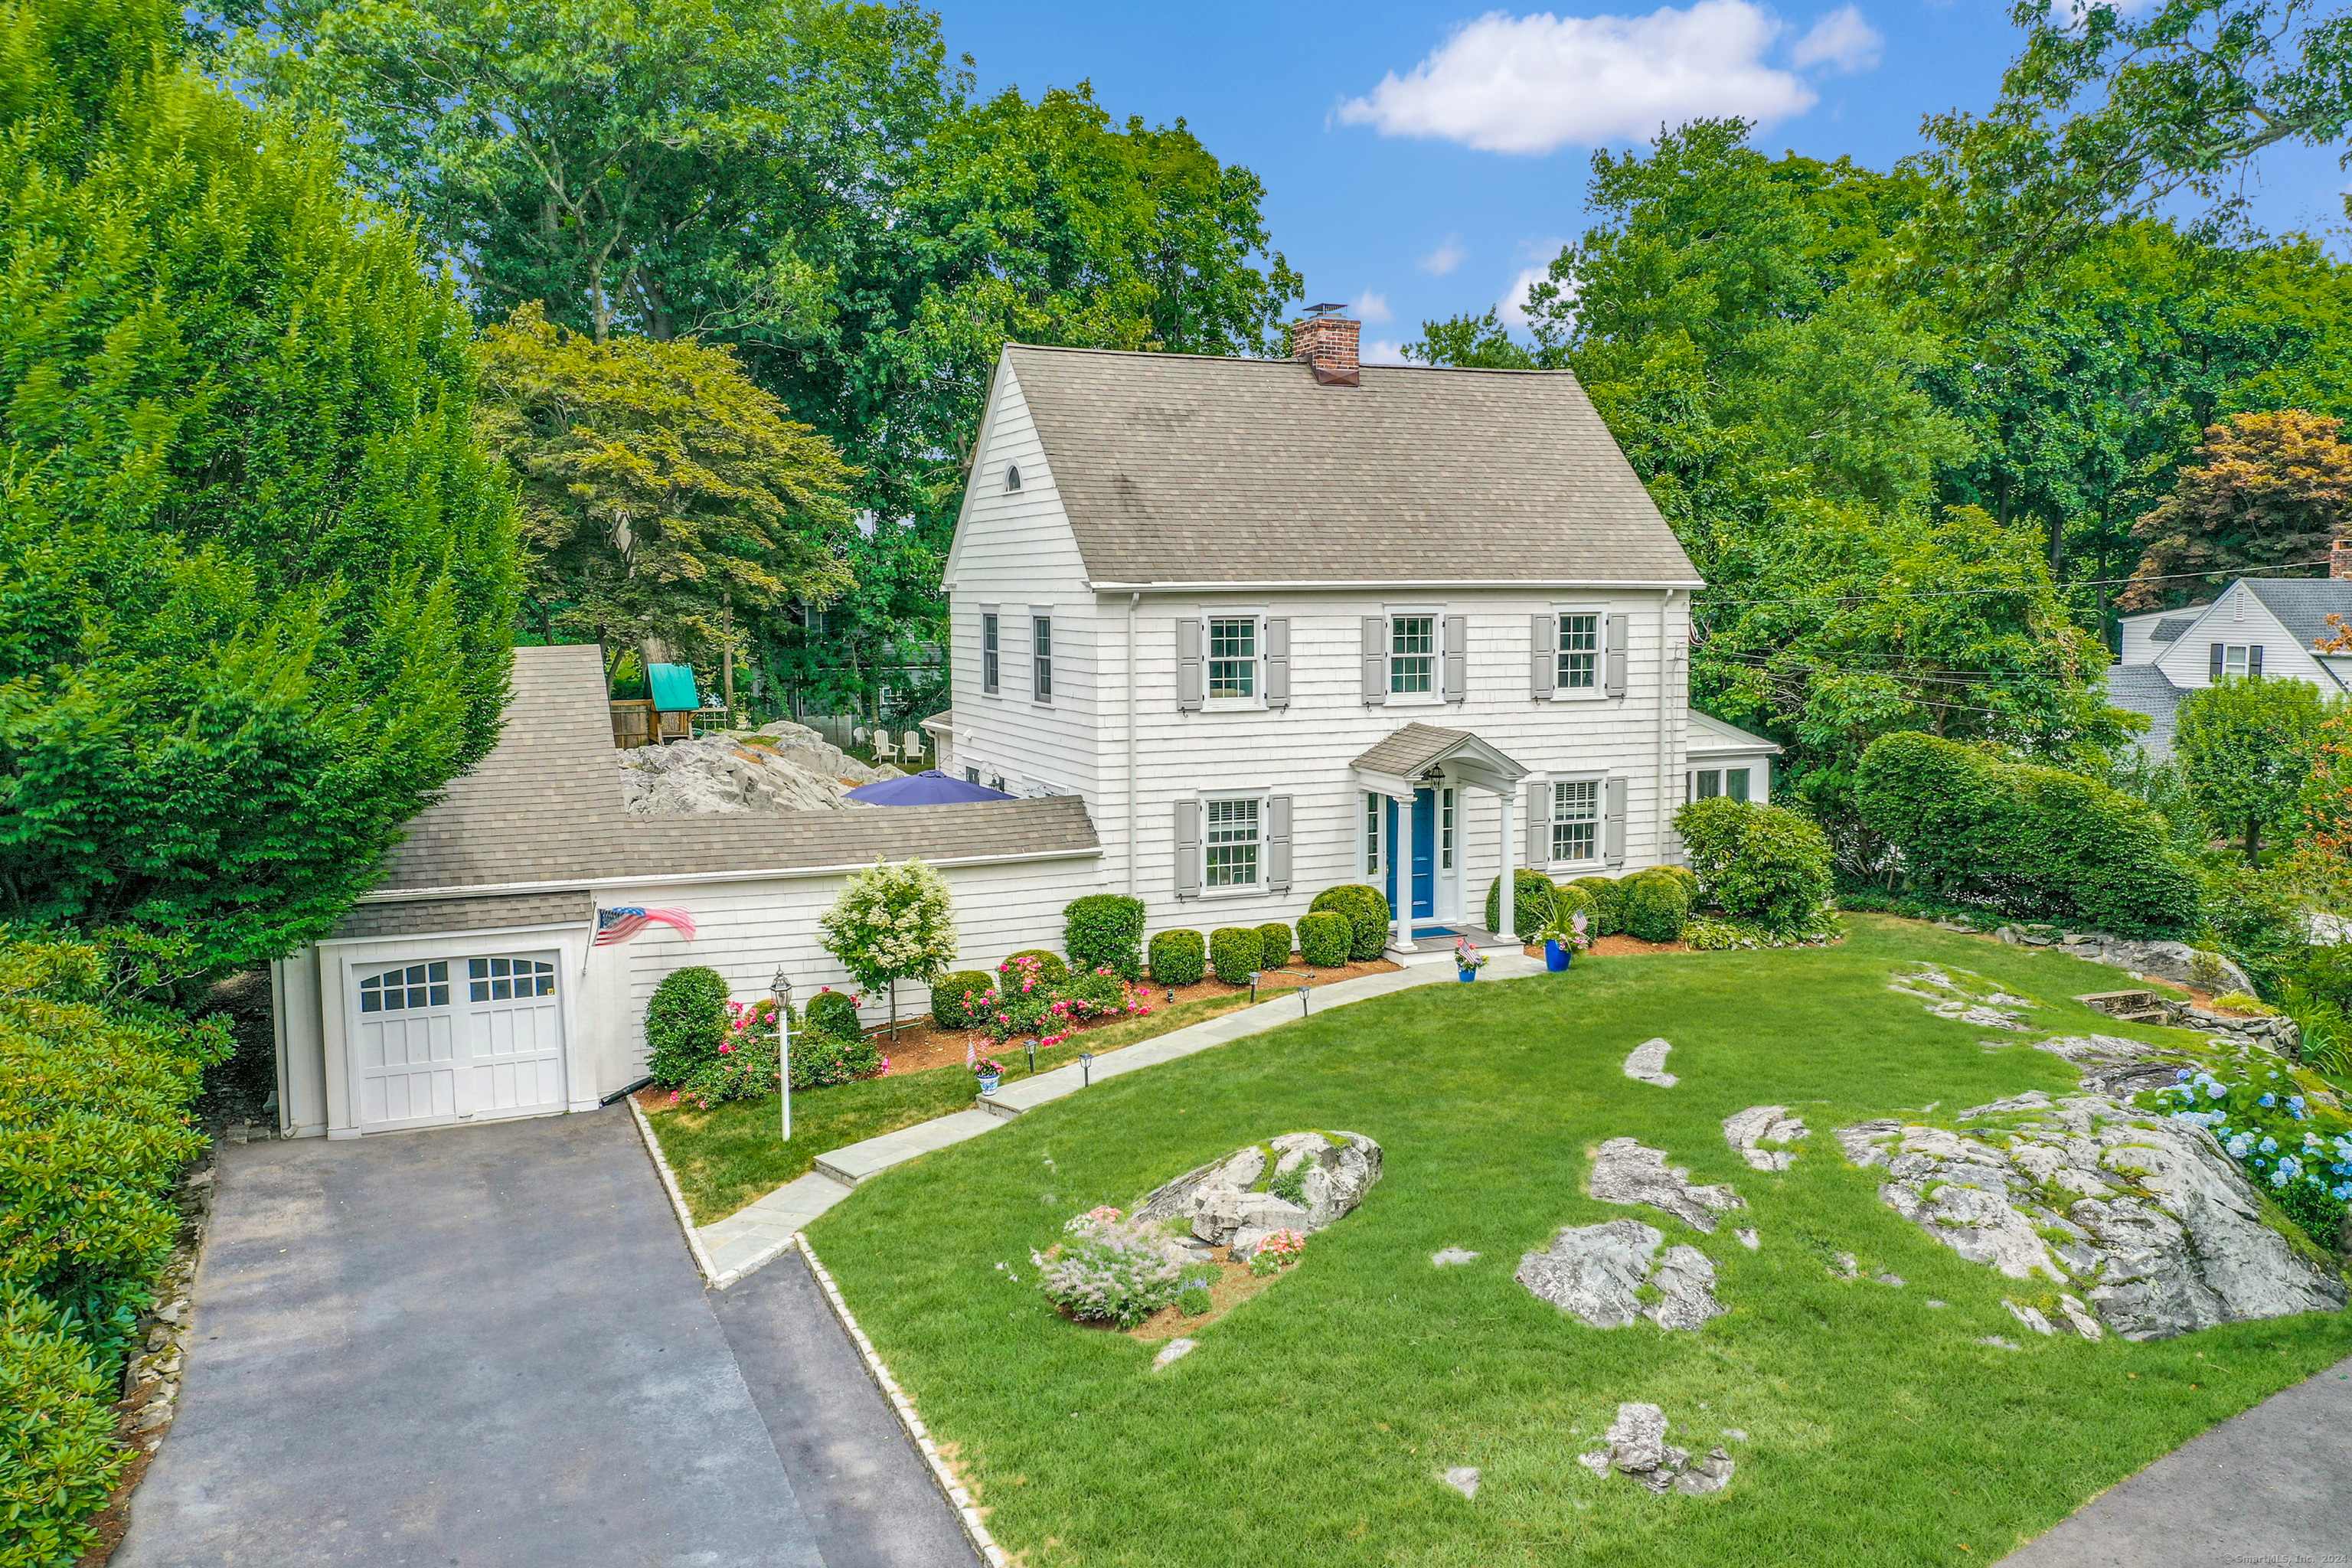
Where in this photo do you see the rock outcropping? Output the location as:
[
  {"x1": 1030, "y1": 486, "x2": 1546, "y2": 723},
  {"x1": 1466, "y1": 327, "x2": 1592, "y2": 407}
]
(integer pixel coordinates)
[
  {"x1": 1591, "y1": 1138, "x2": 1745, "y2": 1233},
  {"x1": 1888, "y1": 964, "x2": 2037, "y2": 1031},
  {"x1": 1517, "y1": 1219, "x2": 1724, "y2": 1330},
  {"x1": 1839, "y1": 1091, "x2": 2344, "y2": 1340},
  {"x1": 1622, "y1": 1038, "x2": 1678, "y2": 1087},
  {"x1": 1994, "y1": 927, "x2": 2258, "y2": 998},
  {"x1": 1723, "y1": 1106, "x2": 1809, "y2": 1171},
  {"x1": 1135, "y1": 1132, "x2": 1381, "y2": 1259},
  {"x1": 1576, "y1": 1403, "x2": 1735, "y2": 1494},
  {"x1": 619, "y1": 723, "x2": 902, "y2": 815}
]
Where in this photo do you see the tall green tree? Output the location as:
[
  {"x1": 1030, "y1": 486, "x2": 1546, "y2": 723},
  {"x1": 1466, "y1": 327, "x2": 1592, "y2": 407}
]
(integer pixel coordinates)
[
  {"x1": 2119, "y1": 410, "x2": 2352, "y2": 607},
  {"x1": 475, "y1": 304, "x2": 854, "y2": 671},
  {"x1": 2174, "y1": 676, "x2": 2332, "y2": 861},
  {"x1": 0, "y1": 0, "x2": 517, "y2": 968}
]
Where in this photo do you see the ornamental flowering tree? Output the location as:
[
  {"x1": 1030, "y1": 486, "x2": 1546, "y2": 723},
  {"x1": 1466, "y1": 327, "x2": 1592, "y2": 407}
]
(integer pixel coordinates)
[{"x1": 818, "y1": 859, "x2": 959, "y2": 1037}]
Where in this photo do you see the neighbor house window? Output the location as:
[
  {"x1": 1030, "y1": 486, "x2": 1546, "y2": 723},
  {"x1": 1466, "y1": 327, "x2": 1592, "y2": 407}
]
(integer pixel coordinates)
[
  {"x1": 2216, "y1": 643, "x2": 2264, "y2": 679},
  {"x1": 1207, "y1": 617, "x2": 1257, "y2": 698},
  {"x1": 1441, "y1": 787, "x2": 1455, "y2": 871},
  {"x1": 360, "y1": 962, "x2": 448, "y2": 1014},
  {"x1": 469, "y1": 957, "x2": 555, "y2": 1003},
  {"x1": 1004, "y1": 463, "x2": 1022, "y2": 492},
  {"x1": 1552, "y1": 780, "x2": 1600, "y2": 862},
  {"x1": 1204, "y1": 797, "x2": 1262, "y2": 888},
  {"x1": 1032, "y1": 616, "x2": 1053, "y2": 701},
  {"x1": 965, "y1": 767, "x2": 980, "y2": 785},
  {"x1": 1390, "y1": 615, "x2": 1436, "y2": 694},
  {"x1": 981, "y1": 613, "x2": 1000, "y2": 694},
  {"x1": 1557, "y1": 612, "x2": 1599, "y2": 690},
  {"x1": 1364, "y1": 792, "x2": 1382, "y2": 876}
]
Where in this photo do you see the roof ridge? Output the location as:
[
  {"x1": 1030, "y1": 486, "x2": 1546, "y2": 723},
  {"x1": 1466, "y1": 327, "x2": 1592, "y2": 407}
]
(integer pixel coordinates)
[{"x1": 1003, "y1": 342, "x2": 1577, "y2": 377}]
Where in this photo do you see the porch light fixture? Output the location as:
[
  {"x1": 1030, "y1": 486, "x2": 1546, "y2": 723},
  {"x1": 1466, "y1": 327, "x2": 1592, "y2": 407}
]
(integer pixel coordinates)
[{"x1": 771, "y1": 969, "x2": 794, "y2": 1142}]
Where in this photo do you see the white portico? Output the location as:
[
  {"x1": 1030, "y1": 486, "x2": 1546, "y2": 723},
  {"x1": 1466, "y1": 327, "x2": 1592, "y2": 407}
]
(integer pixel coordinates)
[{"x1": 1350, "y1": 723, "x2": 1537, "y2": 955}]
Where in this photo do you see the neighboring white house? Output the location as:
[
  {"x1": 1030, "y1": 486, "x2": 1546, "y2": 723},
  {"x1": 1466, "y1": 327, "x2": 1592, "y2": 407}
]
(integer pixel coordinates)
[
  {"x1": 270, "y1": 310, "x2": 1782, "y2": 1139},
  {"x1": 927, "y1": 313, "x2": 1775, "y2": 953},
  {"x1": 2108, "y1": 570, "x2": 2352, "y2": 759}
]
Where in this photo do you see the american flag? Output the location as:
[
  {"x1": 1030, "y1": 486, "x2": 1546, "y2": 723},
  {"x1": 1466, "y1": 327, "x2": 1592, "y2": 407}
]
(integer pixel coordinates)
[{"x1": 593, "y1": 906, "x2": 697, "y2": 946}]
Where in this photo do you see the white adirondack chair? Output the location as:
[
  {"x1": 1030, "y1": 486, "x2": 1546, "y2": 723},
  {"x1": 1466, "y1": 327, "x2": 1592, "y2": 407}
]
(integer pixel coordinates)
[
  {"x1": 901, "y1": 729, "x2": 924, "y2": 765},
  {"x1": 871, "y1": 731, "x2": 897, "y2": 764}
]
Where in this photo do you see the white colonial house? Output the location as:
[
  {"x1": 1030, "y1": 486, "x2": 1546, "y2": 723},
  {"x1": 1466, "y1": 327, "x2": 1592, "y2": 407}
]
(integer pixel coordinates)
[
  {"x1": 2108, "y1": 564, "x2": 2352, "y2": 759},
  {"x1": 266, "y1": 310, "x2": 1776, "y2": 1140},
  {"x1": 926, "y1": 313, "x2": 1775, "y2": 953}
]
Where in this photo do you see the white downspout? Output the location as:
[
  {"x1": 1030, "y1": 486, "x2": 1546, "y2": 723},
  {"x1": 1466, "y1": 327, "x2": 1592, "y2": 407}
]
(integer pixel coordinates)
[
  {"x1": 1127, "y1": 592, "x2": 1140, "y2": 897},
  {"x1": 1657, "y1": 588, "x2": 1677, "y2": 864}
]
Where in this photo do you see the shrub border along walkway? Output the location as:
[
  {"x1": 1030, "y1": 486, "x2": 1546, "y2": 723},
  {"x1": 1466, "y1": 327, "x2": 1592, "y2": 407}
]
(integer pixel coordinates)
[{"x1": 630, "y1": 952, "x2": 1548, "y2": 1287}]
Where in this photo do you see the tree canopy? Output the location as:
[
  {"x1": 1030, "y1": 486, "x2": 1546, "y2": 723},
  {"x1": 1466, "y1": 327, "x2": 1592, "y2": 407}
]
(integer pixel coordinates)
[
  {"x1": 2119, "y1": 410, "x2": 2352, "y2": 607},
  {"x1": 0, "y1": 0, "x2": 517, "y2": 968}
]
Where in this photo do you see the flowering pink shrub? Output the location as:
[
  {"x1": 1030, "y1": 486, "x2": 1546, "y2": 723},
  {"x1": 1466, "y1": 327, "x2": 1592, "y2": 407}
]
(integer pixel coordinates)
[
  {"x1": 1247, "y1": 1227, "x2": 1306, "y2": 1277},
  {"x1": 976, "y1": 959, "x2": 1150, "y2": 1051}
]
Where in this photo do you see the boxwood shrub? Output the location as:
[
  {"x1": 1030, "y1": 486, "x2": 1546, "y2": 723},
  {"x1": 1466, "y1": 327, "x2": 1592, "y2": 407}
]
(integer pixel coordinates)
[
  {"x1": 1482, "y1": 869, "x2": 1558, "y2": 941},
  {"x1": 1255, "y1": 922, "x2": 1295, "y2": 971},
  {"x1": 1001, "y1": 949, "x2": 1070, "y2": 987},
  {"x1": 1063, "y1": 895, "x2": 1145, "y2": 981},
  {"x1": 1620, "y1": 871, "x2": 1692, "y2": 943},
  {"x1": 1674, "y1": 798, "x2": 1835, "y2": 936},
  {"x1": 1568, "y1": 876, "x2": 1623, "y2": 936},
  {"x1": 1308, "y1": 884, "x2": 1393, "y2": 962},
  {"x1": 788, "y1": 1029, "x2": 885, "y2": 1089},
  {"x1": 1550, "y1": 882, "x2": 1597, "y2": 930},
  {"x1": 804, "y1": 987, "x2": 864, "y2": 1041},
  {"x1": 645, "y1": 965, "x2": 731, "y2": 1086},
  {"x1": 1210, "y1": 927, "x2": 1261, "y2": 985},
  {"x1": 1297, "y1": 911, "x2": 1353, "y2": 967},
  {"x1": 929, "y1": 971, "x2": 996, "y2": 1030},
  {"x1": 1855, "y1": 731, "x2": 2200, "y2": 936},
  {"x1": 1149, "y1": 929, "x2": 1207, "y2": 987}
]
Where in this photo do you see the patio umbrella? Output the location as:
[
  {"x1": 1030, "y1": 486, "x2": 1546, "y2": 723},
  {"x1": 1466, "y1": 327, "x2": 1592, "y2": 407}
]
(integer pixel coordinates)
[{"x1": 845, "y1": 769, "x2": 1014, "y2": 805}]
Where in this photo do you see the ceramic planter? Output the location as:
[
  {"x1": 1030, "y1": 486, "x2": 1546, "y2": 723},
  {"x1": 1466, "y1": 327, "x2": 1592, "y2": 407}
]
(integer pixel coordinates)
[{"x1": 977, "y1": 1073, "x2": 1001, "y2": 1096}]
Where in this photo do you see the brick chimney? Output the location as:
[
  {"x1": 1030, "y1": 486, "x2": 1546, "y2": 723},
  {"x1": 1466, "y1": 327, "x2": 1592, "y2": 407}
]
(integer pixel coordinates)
[
  {"x1": 2334, "y1": 529, "x2": 2352, "y2": 580},
  {"x1": 1290, "y1": 309, "x2": 1361, "y2": 386}
]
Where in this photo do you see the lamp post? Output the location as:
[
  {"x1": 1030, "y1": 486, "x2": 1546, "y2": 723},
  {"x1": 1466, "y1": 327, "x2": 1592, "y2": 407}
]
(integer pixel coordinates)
[{"x1": 771, "y1": 969, "x2": 794, "y2": 1143}]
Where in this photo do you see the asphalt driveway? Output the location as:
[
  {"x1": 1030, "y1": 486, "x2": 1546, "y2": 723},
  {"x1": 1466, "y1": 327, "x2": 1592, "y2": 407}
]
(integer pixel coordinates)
[{"x1": 115, "y1": 1110, "x2": 920, "y2": 1567}]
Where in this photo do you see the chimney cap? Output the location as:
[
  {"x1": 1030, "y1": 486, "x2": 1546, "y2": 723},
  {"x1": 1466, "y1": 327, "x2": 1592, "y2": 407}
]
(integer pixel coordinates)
[{"x1": 1304, "y1": 301, "x2": 1348, "y2": 317}]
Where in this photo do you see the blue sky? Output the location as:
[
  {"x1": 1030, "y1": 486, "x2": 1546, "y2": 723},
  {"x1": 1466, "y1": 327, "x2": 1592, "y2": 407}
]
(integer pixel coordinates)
[{"x1": 942, "y1": 1, "x2": 2352, "y2": 359}]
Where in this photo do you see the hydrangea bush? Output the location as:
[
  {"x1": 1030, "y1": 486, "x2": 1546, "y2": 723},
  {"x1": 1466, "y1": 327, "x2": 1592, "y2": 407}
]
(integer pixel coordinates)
[
  {"x1": 1031, "y1": 1208, "x2": 1184, "y2": 1327},
  {"x1": 818, "y1": 858, "x2": 959, "y2": 1034},
  {"x1": 2154, "y1": 1068, "x2": 2351, "y2": 1247}
]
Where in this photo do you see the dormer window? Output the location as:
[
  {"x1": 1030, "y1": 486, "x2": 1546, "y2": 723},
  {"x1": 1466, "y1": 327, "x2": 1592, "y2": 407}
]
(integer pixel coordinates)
[{"x1": 1004, "y1": 463, "x2": 1022, "y2": 492}]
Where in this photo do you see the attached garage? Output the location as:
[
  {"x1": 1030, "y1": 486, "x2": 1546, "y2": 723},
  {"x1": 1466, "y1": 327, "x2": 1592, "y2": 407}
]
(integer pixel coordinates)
[{"x1": 349, "y1": 952, "x2": 567, "y2": 1134}]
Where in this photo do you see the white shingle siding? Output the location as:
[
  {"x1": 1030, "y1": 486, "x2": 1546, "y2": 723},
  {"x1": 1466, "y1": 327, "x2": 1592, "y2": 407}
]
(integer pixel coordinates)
[{"x1": 2152, "y1": 583, "x2": 2331, "y2": 691}]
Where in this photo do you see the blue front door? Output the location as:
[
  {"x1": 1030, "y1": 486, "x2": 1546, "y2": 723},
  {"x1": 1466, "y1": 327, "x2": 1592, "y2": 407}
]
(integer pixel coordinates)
[{"x1": 1385, "y1": 792, "x2": 1437, "y2": 922}]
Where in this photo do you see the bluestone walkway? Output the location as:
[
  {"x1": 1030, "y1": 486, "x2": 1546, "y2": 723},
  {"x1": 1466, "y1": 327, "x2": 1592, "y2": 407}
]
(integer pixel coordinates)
[
  {"x1": 117, "y1": 1111, "x2": 826, "y2": 1568},
  {"x1": 694, "y1": 951, "x2": 1550, "y2": 1279},
  {"x1": 2000, "y1": 1353, "x2": 2352, "y2": 1568}
]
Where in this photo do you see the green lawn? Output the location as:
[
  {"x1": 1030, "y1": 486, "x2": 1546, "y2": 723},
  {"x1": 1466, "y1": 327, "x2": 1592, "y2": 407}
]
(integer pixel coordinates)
[
  {"x1": 807, "y1": 915, "x2": 2352, "y2": 1567},
  {"x1": 648, "y1": 991, "x2": 1258, "y2": 1223}
]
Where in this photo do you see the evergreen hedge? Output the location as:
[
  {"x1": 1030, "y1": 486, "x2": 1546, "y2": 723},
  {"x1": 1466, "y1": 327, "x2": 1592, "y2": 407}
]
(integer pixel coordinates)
[
  {"x1": 1255, "y1": 923, "x2": 1295, "y2": 970},
  {"x1": 1674, "y1": 799, "x2": 1835, "y2": 935},
  {"x1": 1297, "y1": 911, "x2": 1353, "y2": 967},
  {"x1": 1620, "y1": 871, "x2": 1692, "y2": 943},
  {"x1": 1567, "y1": 877, "x2": 1623, "y2": 935},
  {"x1": 645, "y1": 967, "x2": 731, "y2": 1086},
  {"x1": 1148, "y1": 930, "x2": 1207, "y2": 987},
  {"x1": 929, "y1": 972, "x2": 997, "y2": 1030},
  {"x1": 1483, "y1": 870, "x2": 1558, "y2": 941},
  {"x1": 1308, "y1": 884, "x2": 1393, "y2": 962},
  {"x1": 1210, "y1": 928, "x2": 1261, "y2": 985},
  {"x1": 804, "y1": 988, "x2": 864, "y2": 1040},
  {"x1": 1855, "y1": 732, "x2": 2200, "y2": 936},
  {"x1": 1064, "y1": 895, "x2": 1146, "y2": 981}
]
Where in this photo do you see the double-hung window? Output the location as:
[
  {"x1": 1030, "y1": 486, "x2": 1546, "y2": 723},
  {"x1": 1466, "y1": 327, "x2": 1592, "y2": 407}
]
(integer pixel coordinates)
[
  {"x1": 1551, "y1": 779, "x2": 1600, "y2": 863},
  {"x1": 1032, "y1": 616, "x2": 1053, "y2": 702},
  {"x1": 1207, "y1": 616, "x2": 1257, "y2": 699},
  {"x1": 981, "y1": 612, "x2": 1000, "y2": 694},
  {"x1": 1204, "y1": 797, "x2": 1261, "y2": 888},
  {"x1": 1557, "y1": 612, "x2": 1599, "y2": 691},
  {"x1": 1390, "y1": 614, "x2": 1436, "y2": 694},
  {"x1": 2213, "y1": 643, "x2": 2263, "y2": 679}
]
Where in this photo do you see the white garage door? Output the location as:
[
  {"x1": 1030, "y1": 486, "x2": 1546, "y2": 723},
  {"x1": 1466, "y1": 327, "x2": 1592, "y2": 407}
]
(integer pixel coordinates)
[{"x1": 352, "y1": 953, "x2": 565, "y2": 1133}]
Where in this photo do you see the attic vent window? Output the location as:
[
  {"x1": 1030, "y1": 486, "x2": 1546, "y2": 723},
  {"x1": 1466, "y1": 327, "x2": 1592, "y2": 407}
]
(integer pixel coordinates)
[{"x1": 1004, "y1": 463, "x2": 1022, "y2": 492}]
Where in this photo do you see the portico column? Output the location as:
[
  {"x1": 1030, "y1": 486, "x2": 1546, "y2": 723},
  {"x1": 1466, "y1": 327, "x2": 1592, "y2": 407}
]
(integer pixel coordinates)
[
  {"x1": 1390, "y1": 796, "x2": 1406, "y2": 953},
  {"x1": 1498, "y1": 786, "x2": 1517, "y2": 941}
]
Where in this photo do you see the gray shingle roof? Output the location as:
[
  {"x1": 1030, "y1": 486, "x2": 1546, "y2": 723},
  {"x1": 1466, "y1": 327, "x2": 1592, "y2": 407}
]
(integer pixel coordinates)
[
  {"x1": 2239, "y1": 578, "x2": 2352, "y2": 649},
  {"x1": 1002, "y1": 345, "x2": 1701, "y2": 587},
  {"x1": 1349, "y1": 722, "x2": 1530, "y2": 782},
  {"x1": 364, "y1": 646, "x2": 1099, "y2": 906},
  {"x1": 332, "y1": 891, "x2": 594, "y2": 940},
  {"x1": 2105, "y1": 664, "x2": 2185, "y2": 760},
  {"x1": 2150, "y1": 616, "x2": 2198, "y2": 644}
]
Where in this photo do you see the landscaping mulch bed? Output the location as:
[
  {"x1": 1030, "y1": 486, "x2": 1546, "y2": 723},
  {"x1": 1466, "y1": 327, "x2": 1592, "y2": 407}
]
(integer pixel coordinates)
[{"x1": 864, "y1": 956, "x2": 1404, "y2": 1076}]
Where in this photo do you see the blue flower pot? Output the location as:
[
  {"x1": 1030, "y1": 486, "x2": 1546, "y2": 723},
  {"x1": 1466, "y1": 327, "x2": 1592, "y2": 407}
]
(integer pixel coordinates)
[
  {"x1": 977, "y1": 1073, "x2": 1000, "y2": 1096},
  {"x1": 1545, "y1": 939, "x2": 1572, "y2": 972},
  {"x1": 1457, "y1": 967, "x2": 1478, "y2": 982}
]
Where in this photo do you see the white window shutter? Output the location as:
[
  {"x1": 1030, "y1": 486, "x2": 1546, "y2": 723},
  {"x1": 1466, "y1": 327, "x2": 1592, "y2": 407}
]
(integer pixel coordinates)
[
  {"x1": 1605, "y1": 615, "x2": 1629, "y2": 696},
  {"x1": 1602, "y1": 777, "x2": 1628, "y2": 862},
  {"x1": 1177, "y1": 619, "x2": 1203, "y2": 710},
  {"x1": 1267, "y1": 795, "x2": 1293, "y2": 891},
  {"x1": 1361, "y1": 616, "x2": 1387, "y2": 705},
  {"x1": 1530, "y1": 614, "x2": 1555, "y2": 699},
  {"x1": 1264, "y1": 618, "x2": 1291, "y2": 708},
  {"x1": 1174, "y1": 800, "x2": 1200, "y2": 897},
  {"x1": 1525, "y1": 780, "x2": 1549, "y2": 866},
  {"x1": 1442, "y1": 615, "x2": 1467, "y2": 701}
]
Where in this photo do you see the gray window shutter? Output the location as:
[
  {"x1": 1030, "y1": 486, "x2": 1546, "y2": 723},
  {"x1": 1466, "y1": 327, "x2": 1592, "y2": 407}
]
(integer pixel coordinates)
[
  {"x1": 1267, "y1": 795, "x2": 1293, "y2": 891},
  {"x1": 1442, "y1": 615, "x2": 1467, "y2": 701},
  {"x1": 2210, "y1": 643, "x2": 2225, "y2": 679},
  {"x1": 2250, "y1": 644, "x2": 2265, "y2": 677},
  {"x1": 1174, "y1": 801, "x2": 1200, "y2": 897},
  {"x1": 1530, "y1": 614, "x2": 1555, "y2": 699},
  {"x1": 1361, "y1": 616, "x2": 1387, "y2": 705},
  {"x1": 1177, "y1": 619, "x2": 1204, "y2": 710},
  {"x1": 1264, "y1": 618, "x2": 1291, "y2": 709},
  {"x1": 1525, "y1": 780, "x2": 1550, "y2": 866},
  {"x1": 1602, "y1": 777, "x2": 1628, "y2": 862},
  {"x1": 1604, "y1": 614, "x2": 1629, "y2": 696}
]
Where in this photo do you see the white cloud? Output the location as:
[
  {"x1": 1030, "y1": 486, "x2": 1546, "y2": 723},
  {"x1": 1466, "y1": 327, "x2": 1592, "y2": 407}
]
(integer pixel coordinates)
[
  {"x1": 1420, "y1": 236, "x2": 1468, "y2": 274},
  {"x1": 1361, "y1": 338, "x2": 1413, "y2": 366},
  {"x1": 1790, "y1": 5, "x2": 1881, "y2": 71},
  {"x1": 1351, "y1": 289, "x2": 1395, "y2": 324},
  {"x1": 1497, "y1": 265, "x2": 1553, "y2": 332},
  {"x1": 1337, "y1": 2, "x2": 1818, "y2": 156}
]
